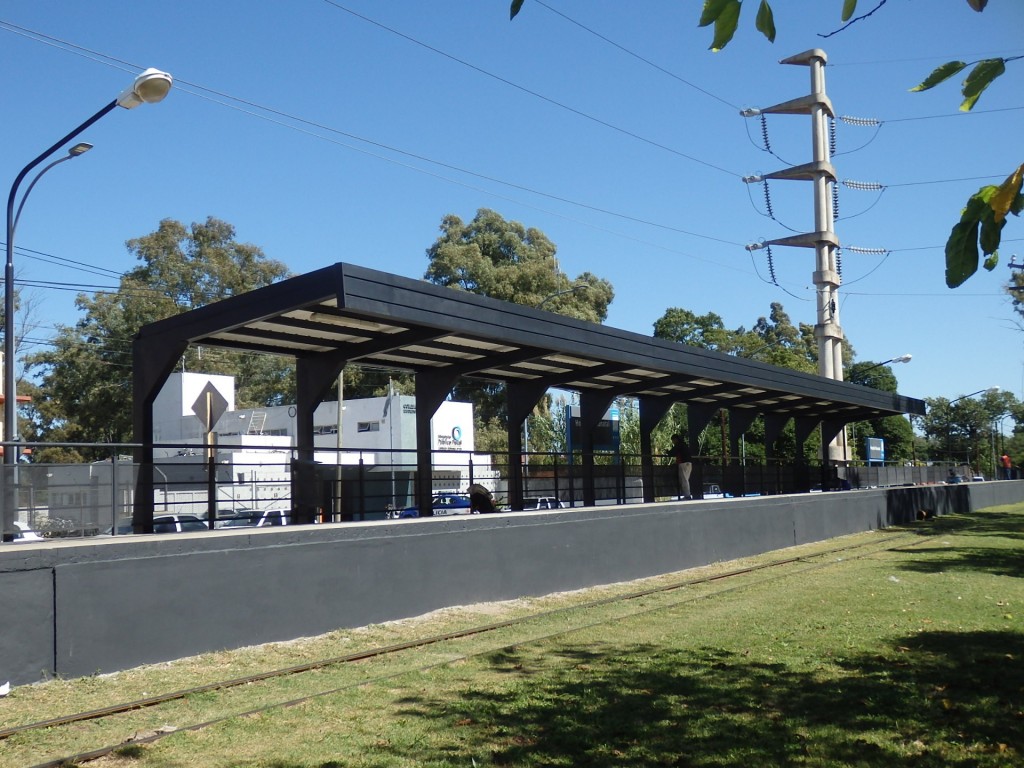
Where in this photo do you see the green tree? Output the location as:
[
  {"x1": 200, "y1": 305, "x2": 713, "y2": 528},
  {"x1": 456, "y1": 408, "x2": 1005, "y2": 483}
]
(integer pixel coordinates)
[
  {"x1": 652, "y1": 309, "x2": 735, "y2": 352},
  {"x1": 652, "y1": 301, "x2": 824, "y2": 462},
  {"x1": 424, "y1": 208, "x2": 615, "y2": 455},
  {"x1": 24, "y1": 217, "x2": 293, "y2": 459},
  {"x1": 920, "y1": 388, "x2": 1016, "y2": 474},
  {"x1": 426, "y1": 208, "x2": 613, "y2": 322}
]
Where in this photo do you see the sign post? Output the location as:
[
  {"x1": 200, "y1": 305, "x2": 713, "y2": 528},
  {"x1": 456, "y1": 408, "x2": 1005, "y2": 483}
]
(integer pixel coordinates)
[{"x1": 192, "y1": 382, "x2": 228, "y2": 530}]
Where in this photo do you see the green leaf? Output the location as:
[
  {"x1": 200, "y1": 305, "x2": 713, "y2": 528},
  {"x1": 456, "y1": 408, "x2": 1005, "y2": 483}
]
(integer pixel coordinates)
[
  {"x1": 979, "y1": 213, "x2": 1005, "y2": 255},
  {"x1": 710, "y1": 0, "x2": 741, "y2": 51},
  {"x1": 841, "y1": 0, "x2": 858, "y2": 22},
  {"x1": 983, "y1": 251, "x2": 999, "y2": 271},
  {"x1": 960, "y1": 58, "x2": 1005, "y2": 110},
  {"x1": 509, "y1": 0, "x2": 525, "y2": 20},
  {"x1": 910, "y1": 60, "x2": 967, "y2": 92},
  {"x1": 961, "y1": 187, "x2": 995, "y2": 220},
  {"x1": 755, "y1": 0, "x2": 776, "y2": 42},
  {"x1": 945, "y1": 219, "x2": 980, "y2": 288},
  {"x1": 699, "y1": 0, "x2": 733, "y2": 27}
]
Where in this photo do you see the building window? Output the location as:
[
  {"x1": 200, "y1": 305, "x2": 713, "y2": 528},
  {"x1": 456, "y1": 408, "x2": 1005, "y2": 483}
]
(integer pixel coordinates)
[{"x1": 357, "y1": 421, "x2": 381, "y2": 432}]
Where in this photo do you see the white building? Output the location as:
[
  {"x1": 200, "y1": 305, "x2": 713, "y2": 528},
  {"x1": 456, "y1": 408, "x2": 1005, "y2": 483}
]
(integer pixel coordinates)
[{"x1": 150, "y1": 373, "x2": 497, "y2": 513}]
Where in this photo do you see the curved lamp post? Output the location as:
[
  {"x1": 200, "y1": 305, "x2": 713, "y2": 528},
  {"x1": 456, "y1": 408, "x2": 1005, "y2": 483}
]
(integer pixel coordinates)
[
  {"x1": 949, "y1": 386, "x2": 999, "y2": 405},
  {"x1": 536, "y1": 283, "x2": 588, "y2": 309},
  {"x1": 945, "y1": 386, "x2": 1000, "y2": 467},
  {"x1": 3, "y1": 69, "x2": 170, "y2": 541},
  {"x1": 858, "y1": 353, "x2": 912, "y2": 374},
  {"x1": 4, "y1": 68, "x2": 172, "y2": 461}
]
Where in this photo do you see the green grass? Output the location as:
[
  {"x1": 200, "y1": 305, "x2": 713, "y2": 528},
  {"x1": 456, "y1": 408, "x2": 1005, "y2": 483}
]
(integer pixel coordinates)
[{"x1": 5, "y1": 505, "x2": 1024, "y2": 767}]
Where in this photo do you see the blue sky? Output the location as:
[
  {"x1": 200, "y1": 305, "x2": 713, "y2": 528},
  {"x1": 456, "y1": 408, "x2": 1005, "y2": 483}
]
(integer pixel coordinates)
[{"x1": 1, "y1": 1, "x2": 1022, "y2": 404}]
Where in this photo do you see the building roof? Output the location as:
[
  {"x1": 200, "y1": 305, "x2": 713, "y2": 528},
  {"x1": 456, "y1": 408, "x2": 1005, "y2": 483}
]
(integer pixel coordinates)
[{"x1": 134, "y1": 262, "x2": 924, "y2": 423}]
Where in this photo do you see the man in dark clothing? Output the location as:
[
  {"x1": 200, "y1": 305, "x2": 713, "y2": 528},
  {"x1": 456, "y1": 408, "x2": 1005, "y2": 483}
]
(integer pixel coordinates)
[
  {"x1": 468, "y1": 484, "x2": 496, "y2": 513},
  {"x1": 671, "y1": 434, "x2": 692, "y2": 500}
]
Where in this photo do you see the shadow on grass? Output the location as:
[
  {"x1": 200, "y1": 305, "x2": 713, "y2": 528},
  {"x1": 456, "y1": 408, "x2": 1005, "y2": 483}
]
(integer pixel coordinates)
[
  {"x1": 895, "y1": 510, "x2": 1024, "y2": 578},
  {"x1": 383, "y1": 630, "x2": 1024, "y2": 767},
  {"x1": 921, "y1": 510, "x2": 1024, "y2": 540}
]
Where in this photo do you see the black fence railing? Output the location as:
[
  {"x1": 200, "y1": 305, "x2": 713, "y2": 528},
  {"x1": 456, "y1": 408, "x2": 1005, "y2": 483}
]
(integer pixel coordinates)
[{"x1": 0, "y1": 440, "x2": 1004, "y2": 540}]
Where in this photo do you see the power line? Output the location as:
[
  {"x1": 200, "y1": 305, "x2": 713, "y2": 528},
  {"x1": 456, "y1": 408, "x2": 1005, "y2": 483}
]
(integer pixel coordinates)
[
  {"x1": 830, "y1": 50, "x2": 1024, "y2": 66},
  {"x1": 881, "y1": 105, "x2": 1024, "y2": 123},
  {"x1": 317, "y1": 1, "x2": 741, "y2": 176},
  {"x1": 1, "y1": 17, "x2": 1019, "y2": 326},
  {"x1": 533, "y1": 0, "x2": 740, "y2": 111},
  {"x1": 0, "y1": 18, "x2": 1013, "y2": 267},
  {"x1": 0, "y1": 19, "x2": 747, "y2": 250}
]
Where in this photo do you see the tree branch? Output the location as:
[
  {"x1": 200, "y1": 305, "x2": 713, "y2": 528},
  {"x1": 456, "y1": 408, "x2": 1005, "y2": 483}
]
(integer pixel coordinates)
[{"x1": 818, "y1": 0, "x2": 888, "y2": 39}]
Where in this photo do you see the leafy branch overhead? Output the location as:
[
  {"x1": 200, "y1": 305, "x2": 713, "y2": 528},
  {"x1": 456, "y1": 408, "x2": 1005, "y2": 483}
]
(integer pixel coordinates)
[{"x1": 945, "y1": 164, "x2": 1024, "y2": 288}]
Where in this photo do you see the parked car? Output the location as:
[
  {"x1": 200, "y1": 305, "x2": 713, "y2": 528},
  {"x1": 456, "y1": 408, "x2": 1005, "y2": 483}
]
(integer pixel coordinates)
[
  {"x1": 220, "y1": 508, "x2": 293, "y2": 528},
  {"x1": 399, "y1": 494, "x2": 475, "y2": 518},
  {"x1": 10, "y1": 520, "x2": 45, "y2": 543},
  {"x1": 215, "y1": 508, "x2": 260, "y2": 528},
  {"x1": 104, "y1": 514, "x2": 210, "y2": 535},
  {"x1": 521, "y1": 497, "x2": 565, "y2": 510},
  {"x1": 702, "y1": 484, "x2": 726, "y2": 499}
]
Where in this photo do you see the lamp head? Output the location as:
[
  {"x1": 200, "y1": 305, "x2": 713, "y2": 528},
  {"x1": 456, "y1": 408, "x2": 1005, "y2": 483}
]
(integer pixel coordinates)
[
  {"x1": 68, "y1": 143, "x2": 93, "y2": 157},
  {"x1": 892, "y1": 353, "x2": 912, "y2": 364},
  {"x1": 116, "y1": 68, "x2": 173, "y2": 109}
]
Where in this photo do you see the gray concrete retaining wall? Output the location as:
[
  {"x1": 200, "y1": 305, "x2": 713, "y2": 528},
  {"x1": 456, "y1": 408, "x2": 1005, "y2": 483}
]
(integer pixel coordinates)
[{"x1": 2, "y1": 481, "x2": 1022, "y2": 687}]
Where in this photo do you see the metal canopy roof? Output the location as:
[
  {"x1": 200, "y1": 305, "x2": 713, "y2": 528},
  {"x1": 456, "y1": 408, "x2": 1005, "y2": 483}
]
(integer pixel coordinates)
[{"x1": 135, "y1": 262, "x2": 924, "y2": 422}]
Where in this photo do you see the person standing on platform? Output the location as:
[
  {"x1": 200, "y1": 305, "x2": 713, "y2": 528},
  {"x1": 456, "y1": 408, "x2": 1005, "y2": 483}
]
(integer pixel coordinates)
[{"x1": 672, "y1": 433, "x2": 693, "y2": 500}]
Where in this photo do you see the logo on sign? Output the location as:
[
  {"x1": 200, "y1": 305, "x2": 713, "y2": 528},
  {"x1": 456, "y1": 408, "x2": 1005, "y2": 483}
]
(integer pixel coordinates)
[{"x1": 437, "y1": 425, "x2": 463, "y2": 451}]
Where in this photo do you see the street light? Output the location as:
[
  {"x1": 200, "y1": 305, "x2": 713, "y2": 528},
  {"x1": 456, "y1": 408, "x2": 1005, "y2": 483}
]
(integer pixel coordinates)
[
  {"x1": 5, "y1": 68, "x2": 171, "y2": 448},
  {"x1": 944, "y1": 386, "x2": 1000, "y2": 468},
  {"x1": 949, "y1": 386, "x2": 999, "y2": 405},
  {"x1": 858, "y1": 353, "x2": 912, "y2": 374},
  {"x1": 3, "y1": 68, "x2": 171, "y2": 539},
  {"x1": 537, "y1": 283, "x2": 588, "y2": 309}
]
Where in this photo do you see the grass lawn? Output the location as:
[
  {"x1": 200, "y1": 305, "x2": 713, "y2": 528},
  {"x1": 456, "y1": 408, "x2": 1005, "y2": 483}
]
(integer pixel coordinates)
[{"x1": 4, "y1": 504, "x2": 1024, "y2": 767}]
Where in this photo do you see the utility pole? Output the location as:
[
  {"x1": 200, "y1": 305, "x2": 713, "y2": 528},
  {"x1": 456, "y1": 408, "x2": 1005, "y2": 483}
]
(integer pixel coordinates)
[{"x1": 743, "y1": 49, "x2": 847, "y2": 462}]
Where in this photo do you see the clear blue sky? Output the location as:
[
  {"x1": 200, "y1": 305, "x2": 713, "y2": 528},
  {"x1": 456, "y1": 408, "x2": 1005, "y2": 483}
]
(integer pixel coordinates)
[{"x1": 2, "y1": 1, "x2": 1022, "y2": 404}]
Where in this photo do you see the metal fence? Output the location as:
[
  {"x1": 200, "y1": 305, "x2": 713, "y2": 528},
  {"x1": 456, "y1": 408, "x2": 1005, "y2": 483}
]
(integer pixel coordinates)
[{"x1": 0, "y1": 440, "x2": 984, "y2": 540}]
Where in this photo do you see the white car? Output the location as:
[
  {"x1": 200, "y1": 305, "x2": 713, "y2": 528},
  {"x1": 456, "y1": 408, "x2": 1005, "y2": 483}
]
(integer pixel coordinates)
[
  {"x1": 10, "y1": 520, "x2": 44, "y2": 543},
  {"x1": 522, "y1": 497, "x2": 565, "y2": 510},
  {"x1": 105, "y1": 514, "x2": 210, "y2": 535},
  {"x1": 220, "y1": 508, "x2": 293, "y2": 528}
]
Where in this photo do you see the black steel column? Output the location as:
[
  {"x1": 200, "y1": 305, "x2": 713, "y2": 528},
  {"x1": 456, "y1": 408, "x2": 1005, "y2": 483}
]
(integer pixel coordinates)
[
  {"x1": 293, "y1": 352, "x2": 348, "y2": 525},
  {"x1": 507, "y1": 381, "x2": 549, "y2": 511},
  {"x1": 131, "y1": 336, "x2": 188, "y2": 534},
  {"x1": 639, "y1": 396, "x2": 673, "y2": 503},
  {"x1": 414, "y1": 370, "x2": 460, "y2": 516},
  {"x1": 579, "y1": 391, "x2": 614, "y2": 507}
]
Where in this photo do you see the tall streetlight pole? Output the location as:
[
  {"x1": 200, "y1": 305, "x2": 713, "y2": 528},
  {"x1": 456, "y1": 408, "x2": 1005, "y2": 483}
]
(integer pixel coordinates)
[
  {"x1": 3, "y1": 68, "x2": 172, "y2": 540},
  {"x1": 945, "y1": 386, "x2": 1000, "y2": 468}
]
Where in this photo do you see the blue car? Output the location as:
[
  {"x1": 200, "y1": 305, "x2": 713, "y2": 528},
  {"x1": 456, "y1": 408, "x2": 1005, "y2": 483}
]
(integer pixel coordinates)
[{"x1": 399, "y1": 494, "x2": 475, "y2": 518}]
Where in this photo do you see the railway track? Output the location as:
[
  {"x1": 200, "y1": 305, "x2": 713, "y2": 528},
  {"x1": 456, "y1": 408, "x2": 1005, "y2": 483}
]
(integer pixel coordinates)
[{"x1": 7, "y1": 530, "x2": 933, "y2": 767}]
